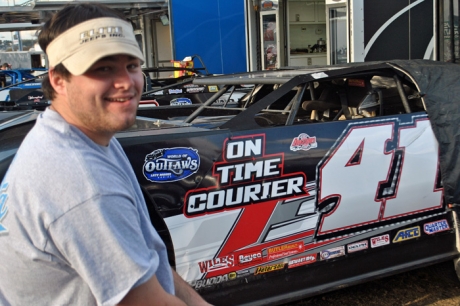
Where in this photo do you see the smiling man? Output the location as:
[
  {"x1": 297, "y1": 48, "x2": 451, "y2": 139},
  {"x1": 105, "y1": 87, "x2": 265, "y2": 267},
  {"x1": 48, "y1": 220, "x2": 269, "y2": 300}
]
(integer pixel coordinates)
[{"x1": 0, "y1": 3, "x2": 211, "y2": 306}]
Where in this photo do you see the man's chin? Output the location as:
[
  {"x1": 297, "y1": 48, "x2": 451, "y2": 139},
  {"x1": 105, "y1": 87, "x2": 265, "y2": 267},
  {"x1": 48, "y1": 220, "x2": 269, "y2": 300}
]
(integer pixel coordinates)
[{"x1": 120, "y1": 116, "x2": 137, "y2": 131}]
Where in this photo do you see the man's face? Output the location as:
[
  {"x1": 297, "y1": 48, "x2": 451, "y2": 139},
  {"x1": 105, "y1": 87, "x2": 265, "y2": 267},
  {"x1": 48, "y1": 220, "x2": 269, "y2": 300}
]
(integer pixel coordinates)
[{"x1": 56, "y1": 54, "x2": 144, "y2": 143}]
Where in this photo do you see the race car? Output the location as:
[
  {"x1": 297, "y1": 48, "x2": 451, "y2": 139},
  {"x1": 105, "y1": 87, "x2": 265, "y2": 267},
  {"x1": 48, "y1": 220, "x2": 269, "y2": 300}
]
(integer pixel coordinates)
[
  {"x1": 0, "y1": 66, "x2": 249, "y2": 111},
  {"x1": 0, "y1": 68, "x2": 49, "y2": 111},
  {"x1": 1, "y1": 59, "x2": 460, "y2": 305}
]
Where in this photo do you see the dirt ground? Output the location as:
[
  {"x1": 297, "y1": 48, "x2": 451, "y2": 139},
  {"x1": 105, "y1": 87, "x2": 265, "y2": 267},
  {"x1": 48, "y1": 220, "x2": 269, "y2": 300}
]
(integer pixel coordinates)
[{"x1": 284, "y1": 261, "x2": 460, "y2": 306}]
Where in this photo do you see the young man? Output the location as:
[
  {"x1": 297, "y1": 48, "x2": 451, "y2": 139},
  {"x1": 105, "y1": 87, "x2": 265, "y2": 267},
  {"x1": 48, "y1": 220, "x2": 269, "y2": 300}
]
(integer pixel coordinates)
[{"x1": 0, "y1": 3, "x2": 211, "y2": 306}]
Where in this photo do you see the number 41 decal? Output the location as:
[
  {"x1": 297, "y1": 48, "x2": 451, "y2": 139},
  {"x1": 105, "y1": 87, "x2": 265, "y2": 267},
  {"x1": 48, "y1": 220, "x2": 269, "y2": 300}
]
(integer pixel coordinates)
[{"x1": 317, "y1": 116, "x2": 443, "y2": 236}]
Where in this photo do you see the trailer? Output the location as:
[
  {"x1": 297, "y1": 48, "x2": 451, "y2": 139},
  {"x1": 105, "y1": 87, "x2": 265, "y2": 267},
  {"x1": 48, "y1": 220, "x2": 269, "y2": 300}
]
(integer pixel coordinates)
[
  {"x1": 242, "y1": 0, "x2": 457, "y2": 70},
  {"x1": 0, "y1": 51, "x2": 47, "y2": 70}
]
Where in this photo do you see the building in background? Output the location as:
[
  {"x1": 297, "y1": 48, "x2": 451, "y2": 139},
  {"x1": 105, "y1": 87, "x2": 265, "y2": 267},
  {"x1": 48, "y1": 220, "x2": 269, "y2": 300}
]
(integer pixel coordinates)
[
  {"x1": 245, "y1": 0, "x2": 457, "y2": 70},
  {"x1": 0, "y1": 0, "x2": 458, "y2": 74}
]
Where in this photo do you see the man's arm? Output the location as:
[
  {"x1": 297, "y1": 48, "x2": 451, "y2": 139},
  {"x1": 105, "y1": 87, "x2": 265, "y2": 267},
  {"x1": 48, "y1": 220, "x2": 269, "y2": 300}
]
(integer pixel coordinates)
[
  {"x1": 172, "y1": 269, "x2": 213, "y2": 306},
  {"x1": 118, "y1": 274, "x2": 186, "y2": 306},
  {"x1": 117, "y1": 269, "x2": 212, "y2": 306}
]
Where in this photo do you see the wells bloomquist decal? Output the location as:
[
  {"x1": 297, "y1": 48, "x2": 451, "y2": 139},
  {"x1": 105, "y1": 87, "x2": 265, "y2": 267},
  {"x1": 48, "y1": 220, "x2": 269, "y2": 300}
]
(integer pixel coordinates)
[
  {"x1": 370, "y1": 234, "x2": 390, "y2": 248},
  {"x1": 184, "y1": 134, "x2": 307, "y2": 216},
  {"x1": 198, "y1": 255, "x2": 235, "y2": 273},
  {"x1": 143, "y1": 147, "x2": 200, "y2": 183}
]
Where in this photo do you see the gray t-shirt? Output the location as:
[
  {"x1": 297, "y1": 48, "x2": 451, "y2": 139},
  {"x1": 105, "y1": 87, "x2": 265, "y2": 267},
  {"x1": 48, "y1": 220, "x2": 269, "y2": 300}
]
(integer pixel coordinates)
[{"x1": 0, "y1": 108, "x2": 174, "y2": 305}]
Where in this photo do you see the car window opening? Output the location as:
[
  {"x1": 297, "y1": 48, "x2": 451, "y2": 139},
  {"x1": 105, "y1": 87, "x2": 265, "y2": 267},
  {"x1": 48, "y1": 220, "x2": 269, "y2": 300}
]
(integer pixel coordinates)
[{"x1": 252, "y1": 72, "x2": 425, "y2": 128}]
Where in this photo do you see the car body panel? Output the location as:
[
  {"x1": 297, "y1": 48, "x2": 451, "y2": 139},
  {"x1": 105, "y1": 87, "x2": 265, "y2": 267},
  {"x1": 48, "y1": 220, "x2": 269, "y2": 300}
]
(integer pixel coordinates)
[{"x1": 119, "y1": 111, "x2": 449, "y2": 298}]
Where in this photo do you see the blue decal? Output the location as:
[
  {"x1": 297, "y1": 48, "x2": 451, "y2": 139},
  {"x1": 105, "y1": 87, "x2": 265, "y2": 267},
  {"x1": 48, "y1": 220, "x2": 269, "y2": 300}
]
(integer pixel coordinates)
[
  {"x1": 0, "y1": 182, "x2": 9, "y2": 234},
  {"x1": 143, "y1": 147, "x2": 200, "y2": 183},
  {"x1": 424, "y1": 219, "x2": 450, "y2": 234},
  {"x1": 170, "y1": 98, "x2": 192, "y2": 106}
]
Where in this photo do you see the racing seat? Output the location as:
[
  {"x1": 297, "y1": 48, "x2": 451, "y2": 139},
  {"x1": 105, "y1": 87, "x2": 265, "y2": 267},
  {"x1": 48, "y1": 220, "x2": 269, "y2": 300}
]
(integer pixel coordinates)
[
  {"x1": 301, "y1": 85, "x2": 342, "y2": 121},
  {"x1": 254, "y1": 112, "x2": 289, "y2": 127},
  {"x1": 346, "y1": 78, "x2": 381, "y2": 119}
]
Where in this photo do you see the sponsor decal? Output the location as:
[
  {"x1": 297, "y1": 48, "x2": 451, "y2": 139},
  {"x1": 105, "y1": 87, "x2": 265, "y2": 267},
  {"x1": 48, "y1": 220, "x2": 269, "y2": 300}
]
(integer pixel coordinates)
[
  {"x1": 139, "y1": 99, "x2": 159, "y2": 106},
  {"x1": 151, "y1": 90, "x2": 164, "y2": 95},
  {"x1": 80, "y1": 26, "x2": 123, "y2": 44},
  {"x1": 236, "y1": 269, "x2": 251, "y2": 276},
  {"x1": 262, "y1": 1, "x2": 273, "y2": 10},
  {"x1": 393, "y1": 226, "x2": 421, "y2": 243},
  {"x1": 288, "y1": 254, "x2": 316, "y2": 268},
  {"x1": 0, "y1": 182, "x2": 9, "y2": 234},
  {"x1": 424, "y1": 219, "x2": 450, "y2": 234},
  {"x1": 348, "y1": 79, "x2": 366, "y2": 87},
  {"x1": 238, "y1": 251, "x2": 263, "y2": 265},
  {"x1": 290, "y1": 133, "x2": 318, "y2": 151},
  {"x1": 24, "y1": 83, "x2": 41, "y2": 87},
  {"x1": 254, "y1": 263, "x2": 285, "y2": 275},
  {"x1": 143, "y1": 147, "x2": 200, "y2": 183},
  {"x1": 370, "y1": 234, "x2": 390, "y2": 248},
  {"x1": 215, "y1": 97, "x2": 238, "y2": 105},
  {"x1": 168, "y1": 88, "x2": 183, "y2": 94},
  {"x1": 208, "y1": 85, "x2": 219, "y2": 92},
  {"x1": 183, "y1": 84, "x2": 200, "y2": 88},
  {"x1": 190, "y1": 273, "x2": 231, "y2": 289},
  {"x1": 170, "y1": 98, "x2": 192, "y2": 105},
  {"x1": 228, "y1": 271, "x2": 237, "y2": 280},
  {"x1": 198, "y1": 255, "x2": 235, "y2": 273},
  {"x1": 28, "y1": 95, "x2": 44, "y2": 102},
  {"x1": 185, "y1": 134, "x2": 307, "y2": 216},
  {"x1": 267, "y1": 241, "x2": 305, "y2": 260},
  {"x1": 186, "y1": 87, "x2": 205, "y2": 93},
  {"x1": 347, "y1": 240, "x2": 368, "y2": 253},
  {"x1": 320, "y1": 246, "x2": 345, "y2": 260}
]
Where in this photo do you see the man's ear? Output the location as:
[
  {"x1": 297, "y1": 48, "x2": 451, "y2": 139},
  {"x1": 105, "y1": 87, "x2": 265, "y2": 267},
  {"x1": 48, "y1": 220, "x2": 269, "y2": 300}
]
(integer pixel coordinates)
[{"x1": 48, "y1": 68, "x2": 67, "y2": 96}]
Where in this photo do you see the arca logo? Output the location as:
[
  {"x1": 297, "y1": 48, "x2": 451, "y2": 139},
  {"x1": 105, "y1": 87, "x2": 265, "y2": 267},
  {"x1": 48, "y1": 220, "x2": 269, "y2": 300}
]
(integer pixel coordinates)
[{"x1": 393, "y1": 226, "x2": 420, "y2": 243}]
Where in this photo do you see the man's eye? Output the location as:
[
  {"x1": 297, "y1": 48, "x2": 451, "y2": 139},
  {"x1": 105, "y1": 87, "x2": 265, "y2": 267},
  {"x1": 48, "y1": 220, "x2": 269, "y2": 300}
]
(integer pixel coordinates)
[
  {"x1": 97, "y1": 66, "x2": 111, "y2": 72},
  {"x1": 128, "y1": 63, "x2": 140, "y2": 70}
]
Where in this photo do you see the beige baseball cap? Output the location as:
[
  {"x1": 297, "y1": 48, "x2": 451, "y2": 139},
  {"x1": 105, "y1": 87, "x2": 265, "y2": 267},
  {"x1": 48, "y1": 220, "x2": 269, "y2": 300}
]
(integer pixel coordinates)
[{"x1": 46, "y1": 17, "x2": 145, "y2": 75}]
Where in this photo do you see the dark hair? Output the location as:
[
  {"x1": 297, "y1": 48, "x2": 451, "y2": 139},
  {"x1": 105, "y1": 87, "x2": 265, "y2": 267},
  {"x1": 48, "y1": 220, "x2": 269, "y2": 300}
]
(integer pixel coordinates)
[{"x1": 39, "y1": 3, "x2": 127, "y2": 100}]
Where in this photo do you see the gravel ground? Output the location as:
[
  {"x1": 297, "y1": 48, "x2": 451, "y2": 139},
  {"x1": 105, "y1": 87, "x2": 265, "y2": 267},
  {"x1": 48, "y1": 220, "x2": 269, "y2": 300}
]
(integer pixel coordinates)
[{"x1": 283, "y1": 261, "x2": 460, "y2": 306}]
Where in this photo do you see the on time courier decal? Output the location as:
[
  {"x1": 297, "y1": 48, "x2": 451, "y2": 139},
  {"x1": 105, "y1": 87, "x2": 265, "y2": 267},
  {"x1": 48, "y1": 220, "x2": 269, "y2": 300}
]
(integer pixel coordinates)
[{"x1": 185, "y1": 134, "x2": 307, "y2": 216}]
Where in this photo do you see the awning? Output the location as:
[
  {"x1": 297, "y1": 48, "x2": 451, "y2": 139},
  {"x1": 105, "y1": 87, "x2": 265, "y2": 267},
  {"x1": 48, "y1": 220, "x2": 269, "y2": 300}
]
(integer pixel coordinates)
[{"x1": 0, "y1": 0, "x2": 168, "y2": 25}]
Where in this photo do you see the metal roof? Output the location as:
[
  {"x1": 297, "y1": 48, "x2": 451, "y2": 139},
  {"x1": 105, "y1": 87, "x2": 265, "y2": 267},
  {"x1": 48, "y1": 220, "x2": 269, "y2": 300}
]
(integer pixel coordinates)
[{"x1": 0, "y1": 0, "x2": 168, "y2": 26}]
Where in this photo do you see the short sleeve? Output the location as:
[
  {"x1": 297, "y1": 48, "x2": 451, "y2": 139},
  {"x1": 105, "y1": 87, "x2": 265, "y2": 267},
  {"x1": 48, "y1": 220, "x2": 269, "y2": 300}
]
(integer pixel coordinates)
[{"x1": 47, "y1": 194, "x2": 160, "y2": 305}]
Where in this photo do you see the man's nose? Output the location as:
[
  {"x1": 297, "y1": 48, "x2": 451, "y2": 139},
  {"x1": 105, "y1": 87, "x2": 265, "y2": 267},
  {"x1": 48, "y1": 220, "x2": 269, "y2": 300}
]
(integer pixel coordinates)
[{"x1": 113, "y1": 68, "x2": 134, "y2": 88}]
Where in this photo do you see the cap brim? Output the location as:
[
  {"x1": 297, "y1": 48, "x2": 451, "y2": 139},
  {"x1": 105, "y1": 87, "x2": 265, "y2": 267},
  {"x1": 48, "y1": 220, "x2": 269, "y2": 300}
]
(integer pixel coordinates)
[{"x1": 62, "y1": 40, "x2": 145, "y2": 76}]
